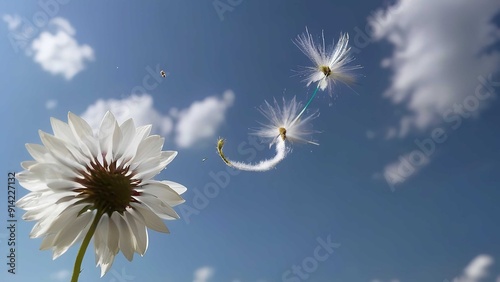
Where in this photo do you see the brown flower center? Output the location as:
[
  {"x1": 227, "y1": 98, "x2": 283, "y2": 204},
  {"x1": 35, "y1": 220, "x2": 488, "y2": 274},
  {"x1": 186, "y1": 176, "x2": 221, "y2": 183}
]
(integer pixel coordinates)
[
  {"x1": 279, "y1": 127, "x2": 287, "y2": 141},
  {"x1": 73, "y1": 158, "x2": 141, "y2": 215},
  {"x1": 320, "y1": 65, "x2": 332, "y2": 77}
]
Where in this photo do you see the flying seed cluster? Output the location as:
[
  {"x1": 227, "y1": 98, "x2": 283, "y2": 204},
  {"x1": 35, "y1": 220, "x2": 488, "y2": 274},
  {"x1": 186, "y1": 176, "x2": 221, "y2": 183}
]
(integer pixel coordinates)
[{"x1": 216, "y1": 28, "x2": 359, "y2": 171}]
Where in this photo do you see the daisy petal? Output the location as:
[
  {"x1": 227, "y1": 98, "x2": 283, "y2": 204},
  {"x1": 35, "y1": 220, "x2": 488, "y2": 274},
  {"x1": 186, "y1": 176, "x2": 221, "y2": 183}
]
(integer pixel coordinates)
[
  {"x1": 139, "y1": 181, "x2": 185, "y2": 206},
  {"x1": 136, "y1": 194, "x2": 180, "y2": 220},
  {"x1": 125, "y1": 210, "x2": 149, "y2": 255},
  {"x1": 130, "y1": 202, "x2": 169, "y2": 233},
  {"x1": 113, "y1": 213, "x2": 135, "y2": 261}
]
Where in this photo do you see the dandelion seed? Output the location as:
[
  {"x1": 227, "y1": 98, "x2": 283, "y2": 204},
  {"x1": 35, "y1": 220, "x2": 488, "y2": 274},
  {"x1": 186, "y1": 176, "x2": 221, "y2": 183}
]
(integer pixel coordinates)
[
  {"x1": 16, "y1": 112, "x2": 187, "y2": 280},
  {"x1": 252, "y1": 97, "x2": 319, "y2": 146},
  {"x1": 216, "y1": 97, "x2": 318, "y2": 171},
  {"x1": 294, "y1": 27, "x2": 360, "y2": 96},
  {"x1": 217, "y1": 137, "x2": 288, "y2": 172}
]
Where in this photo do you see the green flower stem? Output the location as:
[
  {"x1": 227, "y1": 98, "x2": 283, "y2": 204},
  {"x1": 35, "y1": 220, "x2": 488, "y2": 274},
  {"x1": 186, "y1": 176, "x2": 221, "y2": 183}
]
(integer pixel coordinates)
[{"x1": 71, "y1": 210, "x2": 104, "y2": 282}]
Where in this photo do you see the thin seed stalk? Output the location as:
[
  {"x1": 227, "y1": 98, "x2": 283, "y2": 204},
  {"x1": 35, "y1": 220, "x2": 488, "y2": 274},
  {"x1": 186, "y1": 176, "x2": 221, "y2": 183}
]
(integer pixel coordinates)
[{"x1": 291, "y1": 78, "x2": 324, "y2": 126}]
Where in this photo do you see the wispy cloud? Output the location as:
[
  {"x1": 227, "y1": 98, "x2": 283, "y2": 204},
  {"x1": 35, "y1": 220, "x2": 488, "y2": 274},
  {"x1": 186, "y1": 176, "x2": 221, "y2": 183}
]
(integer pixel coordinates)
[
  {"x1": 2, "y1": 14, "x2": 21, "y2": 30},
  {"x1": 50, "y1": 269, "x2": 70, "y2": 281},
  {"x1": 193, "y1": 266, "x2": 215, "y2": 282},
  {"x1": 29, "y1": 17, "x2": 94, "y2": 80},
  {"x1": 81, "y1": 91, "x2": 235, "y2": 148},
  {"x1": 449, "y1": 254, "x2": 495, "y2": 282},
  {"x1": 175, "y1": 90, "x2": 235, "y2": 148},
  {"x1": 366, "y1": 130, "x2": 376, "y2": 139},
  {"x1": 45, "y1": 99, "x2": 58, "y2": 110},
  {"x1": 81, "y1": 94, "x2": 173, "y2": 136},
  {"x1": 461, "y1": 255, "x2": 494, "y2": 282},
  {"x1": 370, "y1": 0, "x2": 500, "y2": 137},
  {"x1": 383, "y1": 151, "x2": 430, "y2": 188},
  {"x1": 372, "y1": 0, "x2": 500, "y2": 188},
  {"x1": 369, "y1": 255, "x2": 495, "y2": 282}
]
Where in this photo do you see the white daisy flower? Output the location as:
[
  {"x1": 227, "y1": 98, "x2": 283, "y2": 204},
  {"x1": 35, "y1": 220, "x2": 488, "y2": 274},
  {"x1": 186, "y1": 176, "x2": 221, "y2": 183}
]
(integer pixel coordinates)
[
  {"x1": 294, "y1": 27, "x2": 360, "y2": 95},
  {"x1": 16, "y1": 112, "x2": 187, "y2": 279},
  {"x1": 216, "y1": 97, "x2": 318, "y2": 172}
]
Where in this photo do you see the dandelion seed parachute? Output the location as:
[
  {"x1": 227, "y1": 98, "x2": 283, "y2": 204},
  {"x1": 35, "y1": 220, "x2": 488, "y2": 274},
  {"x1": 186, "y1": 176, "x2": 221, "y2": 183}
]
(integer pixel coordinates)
[
  {"x1": 294, "y1": 27, "x2": 361, "y2": 96},
  {"x1": 216, "y1": 97, "x2": 318, "y2": 171},
  {"x1": 252, "y1": 97, "x2": 319, "y2": 146}
]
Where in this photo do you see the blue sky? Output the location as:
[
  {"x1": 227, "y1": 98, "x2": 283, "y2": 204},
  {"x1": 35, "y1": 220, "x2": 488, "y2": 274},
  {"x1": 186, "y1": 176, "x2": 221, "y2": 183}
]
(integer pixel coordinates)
[{"x1": 1, "y1": 1, "x2": 500, "y2": 282}]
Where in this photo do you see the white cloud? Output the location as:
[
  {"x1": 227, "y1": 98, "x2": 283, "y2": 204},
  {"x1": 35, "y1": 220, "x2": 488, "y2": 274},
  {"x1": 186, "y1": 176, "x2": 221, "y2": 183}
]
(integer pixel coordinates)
[
  {"x1": 175, "y1": 90, "x2": 235, "y2": 148},
  {"x1": 169, "y1": 107, "x2": 179, "y2": 119},
  {"x1": 452, "y1": 255, "x2": 494, "y2": 282},
  {"x1": 464, "y1": 255, "x2": 494, "y2": 281},
  {"x1": 231, "y1": 280, "x2": 267, "y2": 282},
  {"x1": 81, "y1": 90, "x2": 236, "y2": 148},
  {"x1": 385, "y1": 127, "x2": 397, "y2": 139},
  {"x1": 30, "y1": 17, "x2": 94, "y2": 80},
  {"x1": 81, "y1": 94, "x2": 173, "y2": 136},
  {"x1": 49, "y1": 17, "x2": 75, "y2": 35},
  {"x1": 50, "y1": 269, "x2": 70, "y2": 281},
  {"x1": 193, "y1": 266, "x2": 214, "y2": 282},
  {"x1": 366, "y1": 130, "x2": 376, "y2": 139},
  {"x1": 370, "y1": 0, "x2": 500, "y2": 137},
  {"x1": 2, "y1": 14, "x2": 21, "y2": 30},
  {"x1": 383, "y1": 151, "x2": 430, "y2": 188},
  {"x1": 383, "y1": 160, "x2": 407, "y2": 188},
  {"x1": 45, "y1": 99, "x2": 58, "y2": 110},
  {"x1": 369, "y1": 256, "x2": 494, "y2": 282}
]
